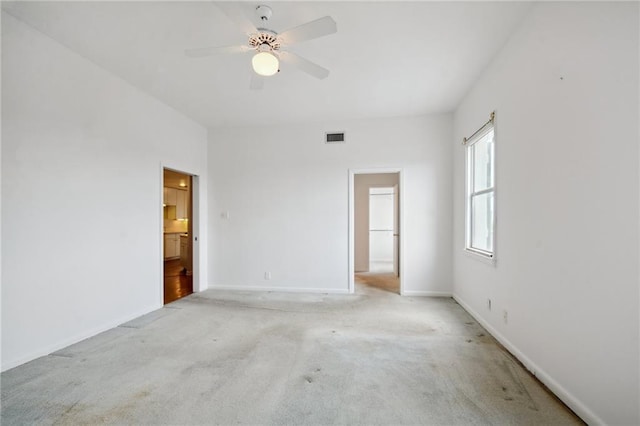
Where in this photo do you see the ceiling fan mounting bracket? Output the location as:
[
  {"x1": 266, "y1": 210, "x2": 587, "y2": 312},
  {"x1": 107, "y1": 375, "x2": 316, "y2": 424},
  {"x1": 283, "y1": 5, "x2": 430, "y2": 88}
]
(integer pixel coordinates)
[{"x1": 255, "y1": 5, "x2": 273, "y2": 22}]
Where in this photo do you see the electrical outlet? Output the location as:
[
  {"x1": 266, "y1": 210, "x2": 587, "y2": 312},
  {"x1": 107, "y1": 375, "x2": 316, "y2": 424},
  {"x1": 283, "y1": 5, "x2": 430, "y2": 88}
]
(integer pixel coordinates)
[
  {"x1": 487, "y1": 298, "x2": 492, "y2": 311},
  {"x1": 503, "y1": 310, "x2": 508, "y2": 324},
  {"x1": 264, "y1": 272, "x2": 271, "y2": 280}
]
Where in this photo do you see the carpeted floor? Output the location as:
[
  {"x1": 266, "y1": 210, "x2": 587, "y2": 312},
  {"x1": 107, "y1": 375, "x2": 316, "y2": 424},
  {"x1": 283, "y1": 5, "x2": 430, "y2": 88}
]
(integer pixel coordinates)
[{"x1": 1, "y1": 284, "x2": 582, "y2": 425}]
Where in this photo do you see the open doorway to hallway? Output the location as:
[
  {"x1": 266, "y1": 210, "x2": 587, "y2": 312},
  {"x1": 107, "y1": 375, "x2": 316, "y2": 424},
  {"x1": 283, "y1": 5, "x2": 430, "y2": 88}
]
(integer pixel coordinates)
[
  {"x1": 353, "y1": 172, "x2": 400, "y2": 294},
  {"x1": 369, "y1": 187, "x2": 396, "y2": 273},
  {"x1": 163, "y1": 168, "x2": 193, "y2": 304}
]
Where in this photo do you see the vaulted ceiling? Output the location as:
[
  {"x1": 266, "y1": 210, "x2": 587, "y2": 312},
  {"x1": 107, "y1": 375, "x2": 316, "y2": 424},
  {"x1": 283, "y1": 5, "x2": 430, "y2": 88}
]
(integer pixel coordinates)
[{"x1": 2, "y1": 1, "x2": 532, "y2": 128}]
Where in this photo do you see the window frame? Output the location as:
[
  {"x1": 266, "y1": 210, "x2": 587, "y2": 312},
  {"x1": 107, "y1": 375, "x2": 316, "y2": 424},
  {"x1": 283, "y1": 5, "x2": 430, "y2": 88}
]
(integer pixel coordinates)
[{"x1": 464, "y1": 122, "x2": 496, "y2": 262}]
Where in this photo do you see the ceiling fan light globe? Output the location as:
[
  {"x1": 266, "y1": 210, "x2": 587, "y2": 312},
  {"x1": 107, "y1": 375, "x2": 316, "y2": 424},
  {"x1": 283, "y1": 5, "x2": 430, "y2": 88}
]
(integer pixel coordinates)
[{"x1": 252, "y1": 51, "x2": 279, "y2": 77}]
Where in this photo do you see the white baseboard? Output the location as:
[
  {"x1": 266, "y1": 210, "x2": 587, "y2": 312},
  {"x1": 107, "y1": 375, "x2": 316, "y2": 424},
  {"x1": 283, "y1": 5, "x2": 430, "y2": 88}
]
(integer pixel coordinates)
[
  {"x1": 402, "y1": 290, "x2": 452, "y2": 297},
  {"x1": 452, "y1": 293, "x2": 601, "y2": 426},
  {"x1": 1, "y1": 303, "x2": 161, "y2": 372},
  {"x1": 208, "y1": 284, "x2": 350, "y2": 295}
]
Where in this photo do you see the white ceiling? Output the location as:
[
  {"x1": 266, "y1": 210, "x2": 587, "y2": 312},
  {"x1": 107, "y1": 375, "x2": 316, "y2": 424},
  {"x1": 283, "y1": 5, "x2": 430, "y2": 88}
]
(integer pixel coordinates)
[{"x1": 2, "y1": 1, "x2": 532, "y2": 128}]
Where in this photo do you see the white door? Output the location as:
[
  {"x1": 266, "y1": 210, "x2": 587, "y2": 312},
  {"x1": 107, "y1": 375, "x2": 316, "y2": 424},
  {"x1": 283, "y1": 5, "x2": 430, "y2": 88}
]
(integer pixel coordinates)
[
  {"x1": 369, "y1": 187, "x2": 394, "y2": 273},
  {"x1": 393, "y1": 184, "x2": 399, "y2": 277}
]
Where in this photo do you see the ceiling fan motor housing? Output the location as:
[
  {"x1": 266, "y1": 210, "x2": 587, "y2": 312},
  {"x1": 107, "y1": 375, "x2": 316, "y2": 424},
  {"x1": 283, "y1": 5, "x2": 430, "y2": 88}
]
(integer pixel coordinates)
[{"x1": 248, "y1": 31, "x2": 280, "y2": 51}]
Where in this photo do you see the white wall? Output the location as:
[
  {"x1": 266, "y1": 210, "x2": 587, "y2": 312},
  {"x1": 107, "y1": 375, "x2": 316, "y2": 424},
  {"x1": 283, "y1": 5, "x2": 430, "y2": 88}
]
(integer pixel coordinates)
[
  {"x1": 452, "y1": 3, "x2": 639, "y2": 425},
  {"x1": 354, "y1": 173, "x2": 398, "y2": 272},
  {"x1": 208, "y1": 115, "x2": 452, "y2": 296},
  {"x1": 1, "y1": 13, "x2": 208, "y2": 371}
]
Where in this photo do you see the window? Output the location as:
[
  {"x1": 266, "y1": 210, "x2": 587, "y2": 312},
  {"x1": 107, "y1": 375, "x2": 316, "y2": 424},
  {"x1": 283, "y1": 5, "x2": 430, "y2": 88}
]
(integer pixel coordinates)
[{"x1": 465, "y1": 121, "x2": 495, "y2": 258}]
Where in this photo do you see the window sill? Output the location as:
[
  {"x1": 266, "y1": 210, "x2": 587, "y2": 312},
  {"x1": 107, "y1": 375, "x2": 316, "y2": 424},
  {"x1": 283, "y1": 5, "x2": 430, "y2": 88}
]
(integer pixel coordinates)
[{"x1": 464, "y1": 248, "x2": 496, "y2": 266}]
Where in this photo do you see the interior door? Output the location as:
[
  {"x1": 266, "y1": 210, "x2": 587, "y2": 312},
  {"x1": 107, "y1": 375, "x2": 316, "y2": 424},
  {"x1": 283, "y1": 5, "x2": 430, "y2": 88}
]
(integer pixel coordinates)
[{"x1": 393, "y1": 184, "x2": 399, "y2": 277}]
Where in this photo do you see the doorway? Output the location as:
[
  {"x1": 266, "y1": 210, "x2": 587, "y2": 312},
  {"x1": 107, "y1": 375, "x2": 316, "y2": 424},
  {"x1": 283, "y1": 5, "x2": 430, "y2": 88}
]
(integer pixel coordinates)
[
  {"x1": 349, "y1": 170, "x2": 401, "y2": 295},
  {"x1": 162, "y1": 168, "x2": 194, "y2": 304},
  {"x1": 369, "y1": 186, "x2": 396, "y2": 274}
]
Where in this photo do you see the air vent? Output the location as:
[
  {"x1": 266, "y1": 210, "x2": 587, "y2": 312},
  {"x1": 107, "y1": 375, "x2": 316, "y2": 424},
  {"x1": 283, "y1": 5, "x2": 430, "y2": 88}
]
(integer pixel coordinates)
[{"x1": 325, "y1": 132, "x2": 345, "y2": 144}]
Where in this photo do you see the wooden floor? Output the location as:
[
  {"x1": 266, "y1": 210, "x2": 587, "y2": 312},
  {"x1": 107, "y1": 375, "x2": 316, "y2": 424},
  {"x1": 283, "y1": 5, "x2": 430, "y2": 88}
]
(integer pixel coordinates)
[
  {"x1": 355, "y1": 271, "x2": 400, "y2": 294},
  {"x1": 164, "y1": 259, "x2": 192, "y2": 304}
]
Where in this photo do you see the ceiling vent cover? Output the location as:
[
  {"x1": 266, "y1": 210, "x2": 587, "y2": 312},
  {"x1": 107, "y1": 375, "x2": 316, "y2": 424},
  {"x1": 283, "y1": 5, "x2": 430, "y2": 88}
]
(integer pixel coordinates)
[{"x1": 325, "y1": 132, "x2": 345, "y2": 144}]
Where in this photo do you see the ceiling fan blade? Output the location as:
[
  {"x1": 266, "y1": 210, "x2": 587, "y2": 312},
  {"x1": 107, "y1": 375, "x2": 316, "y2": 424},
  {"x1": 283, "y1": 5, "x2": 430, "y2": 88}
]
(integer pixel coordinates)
[
  {"x1": 185, "y1": 45, "x2": 249, "y2": 58},
  {"x1": 279, "y1": 51, "x2": 330, "y2": 79},
  {"x1": 250, "y1": 73, "x2": 264, "y2": 90},
  {"x1": 214, "y1": 2, "x2": 258, "y2": 36},
  {"x1": 278, "y1": 16, "x2": 337, "y2": 45}
]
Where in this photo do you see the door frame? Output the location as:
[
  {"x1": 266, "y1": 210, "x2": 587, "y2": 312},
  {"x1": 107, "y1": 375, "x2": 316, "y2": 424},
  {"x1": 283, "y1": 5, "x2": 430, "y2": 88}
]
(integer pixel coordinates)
[
  {"x1": 392, "y1": 183, "x2": 399, "y2": 277},
  {"x1": 348, "y1": 168, "x2": 404, "y2": 295},
  {"x1": 160, "y1": 164, "x2": 203, "y2": 304}
]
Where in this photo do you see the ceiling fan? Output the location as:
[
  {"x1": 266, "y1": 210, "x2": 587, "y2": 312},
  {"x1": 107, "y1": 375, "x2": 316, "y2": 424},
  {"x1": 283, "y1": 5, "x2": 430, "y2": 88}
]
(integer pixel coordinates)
[{"x1": 185, "y1": 3, "x2": 337, "y2": 89}]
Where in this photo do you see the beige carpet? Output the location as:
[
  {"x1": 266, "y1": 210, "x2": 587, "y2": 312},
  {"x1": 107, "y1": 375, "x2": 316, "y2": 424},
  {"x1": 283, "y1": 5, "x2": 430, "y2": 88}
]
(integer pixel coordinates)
[{"x1": 1, "y1": 286, "x2": 582, "y2": 425}]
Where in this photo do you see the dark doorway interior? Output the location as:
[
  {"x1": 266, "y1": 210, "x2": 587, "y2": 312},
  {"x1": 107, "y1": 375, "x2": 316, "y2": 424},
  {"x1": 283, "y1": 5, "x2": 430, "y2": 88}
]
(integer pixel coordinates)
[
  {"x1": 164, "y1": 258, "x2": 192, "y2": 304},
  {"x1": 163, "y1": 168, "x2": 193, "y2": 304}
]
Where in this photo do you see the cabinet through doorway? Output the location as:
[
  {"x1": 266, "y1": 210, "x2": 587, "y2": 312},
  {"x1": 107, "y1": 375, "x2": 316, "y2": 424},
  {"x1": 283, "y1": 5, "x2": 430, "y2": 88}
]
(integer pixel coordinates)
[{"x1": 163, "y1": 168, "x2": 193, "y2": 304}]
